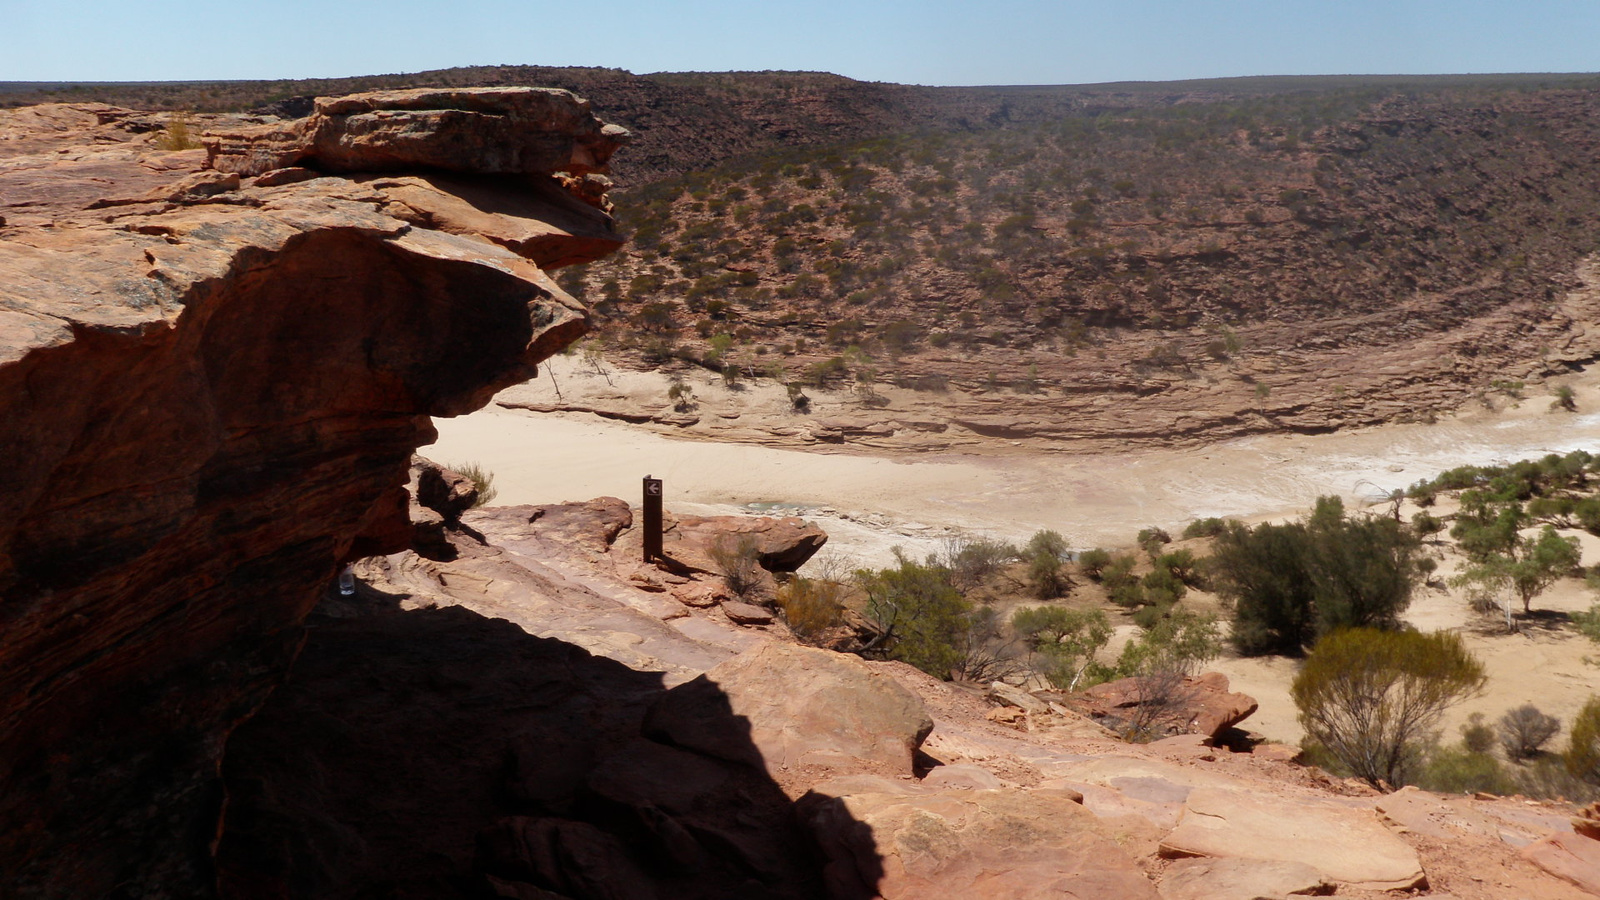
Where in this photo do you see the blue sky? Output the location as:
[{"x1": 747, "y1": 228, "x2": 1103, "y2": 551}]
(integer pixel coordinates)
[{"x1": 3, "y1": 0, "x2": 1597, "y2": 85}]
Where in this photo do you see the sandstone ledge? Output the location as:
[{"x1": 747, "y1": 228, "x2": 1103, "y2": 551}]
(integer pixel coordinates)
[{"x1": 0, "y1": 90, "x2": 623, "y2": 897}]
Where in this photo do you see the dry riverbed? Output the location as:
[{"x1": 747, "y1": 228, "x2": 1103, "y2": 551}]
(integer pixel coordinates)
[{"x1": 427, "y1": 360, "x2": 1600, "y2": 745}]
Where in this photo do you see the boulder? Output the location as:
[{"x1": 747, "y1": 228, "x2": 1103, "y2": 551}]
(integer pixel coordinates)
[
  {"x1": 408, "y1": 456, "x2": 480, "y2": 556},
  {"x1": 721, "y1": 600, "x2": 775, "y2": 625},
  {"x1": 644, "y1": 642, "x2": 932, "y2": 778},
  {"x1": 464, "y1": 497, "x2": 633, "y2": 557},
  {"x1": 1159, "y1": 788, "x2": 1425, "y2": 891},
  {"x1": 669, "y1": 580, "x2": 728, "y2": 607},
  {"x1": 1522, "y1": 830, "x2": 1600, "y2": 895},
  {"x1": 411, "y1": 455, "x2": 480, "y2": 520},
  {"x1": 800, "y1": 781, "x2": 1160, "y2": 900},
  {"x1": 1064, "y1": 671, "x2": 1257, "y2": 739},
  {"x1": 668, "y1": 514, "x2": 828, "y2": 572},
  {"x1": 987, "y1": 681, "x2": 1049, "y2": 714}
]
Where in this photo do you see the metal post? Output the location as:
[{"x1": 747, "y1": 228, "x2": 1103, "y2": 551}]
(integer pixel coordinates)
[{"x1": 643, "y1": 475, "x2": 663, "y2": 563}]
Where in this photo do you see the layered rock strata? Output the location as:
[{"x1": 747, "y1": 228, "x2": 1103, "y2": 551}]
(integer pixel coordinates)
[{"x1": 0, "y1": 90, "x2": 623, "y2": 898}]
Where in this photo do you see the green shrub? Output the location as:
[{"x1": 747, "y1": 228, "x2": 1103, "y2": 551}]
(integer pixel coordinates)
[
  {"x1": 1213, "y1": 498, "x2": 1424, "y2": 656},
  {"x1": 1130, "y1": 601, "x2": 1169, "y2": 630},
  {"x1": 856, "y1": 550, "x2": 1018, "y2": 682},
  {"x1": 1102, "y1": 555, "x2": 1144, "y2": 608},
  {"x1": 1460, "y1": 712, "x2": 1496, "y2": 754},
  {"x1": 1567, "y1": 696, "x2": 1600, "y2": 784},
  {"x1": 709, "y1": 535, "x2": 765, "y2": 599},
  {"x1": 1025, "y1": 529, "x2": 1069, "y2": 562},
  {"x1": 1097, "y1": 607, "x2": 1223, "y2": 742},
  {"x1": 1136, "y1": 526, "x2": 1172, "y2": 558},
  {"x1": 1553, "y1": 384, "x2": 1578, "y2": 412},
  {"x1": 1077, "y1": 548, "x2": 1112, "y2": 580},
  {"x1": 941, "y1": 533, "x2": 1018, "y2": 590},
  {"x1": 450, "y1": 461, "x2": 498, "y2": 507},
  {"x1": 777, "y1": 576, "x2": 844, "y2": 640},
  {"x1": 1292, "y1": 628, "x2": 1486, "y2": 788},
  {"x1": 1414, "y1": 746, "x2": 1515, "y2": 795},
  {"x1": 1023, "y1": 530, "x2": 1071, "y2": 599},
  {"x1": 1154, "y1": 548, "x2": 1201, "y2": 586},
  {"x1": 1140, "y1": 567, "x2": 1186, "y2": 606},
  {"x1": 1114, "y1": 607, "x2": 1221, "y2": 680},
  {"x1": 1181, "y1": 517, "x2": 1228, "y2": 539},
  {"x1": 1012, "y1": 605, "x2": 1113, "y2": 690}
]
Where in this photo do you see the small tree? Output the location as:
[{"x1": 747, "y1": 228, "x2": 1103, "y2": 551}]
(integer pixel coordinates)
[
  {"x1": 1215, "y1": 498, "x2": 1424, "y2": 656},
  {"x1": 1024, "y1": 529, "x2": 1071, "y2": 599},
  {"x1": 1101, "y1": 554, "x2": 1144, "y2": 608},
  {"x1": 667, "y1": 375, "x2": 697, "y2": 412},
  {"x1": 1499, "y1": 704, "x2": 1561, "y2": 761},
  {"x1": 856, "y1": 550, "x2": 1018, "y2": 681},
  {"x1": 1012, "y1": 606, "x2": 1112, "y2": 690},
  {"x1": 1453, "y1": 524, "x2": 1580, "y2": 630},
  {"x1": 1212, "y1": 521, "x2": 1317, "y2": 655},
  {"x1": 1076, "y1": 548, "x2": 1112, "y2": 580},
  {"x1": 1292, "y1": 629, "x2": 1486, "y2": 788}
]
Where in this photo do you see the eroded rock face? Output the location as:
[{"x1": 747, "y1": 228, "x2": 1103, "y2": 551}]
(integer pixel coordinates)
[
  {"x1": 206, "y1": 87, "x2": 628, "y2": 180},
  {"x1": 0, "y1": 92, "x2": 624, "y2": 898}
]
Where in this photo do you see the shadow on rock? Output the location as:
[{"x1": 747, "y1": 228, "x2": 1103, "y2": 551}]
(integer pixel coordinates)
[{"x1": 215, "y1": 587, "x2": 882, "y2": 899}]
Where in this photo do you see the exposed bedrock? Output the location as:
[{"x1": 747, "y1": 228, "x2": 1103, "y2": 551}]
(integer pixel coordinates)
[{"x1": 0, "y1": 89, "x2": 623, "y2": 898}]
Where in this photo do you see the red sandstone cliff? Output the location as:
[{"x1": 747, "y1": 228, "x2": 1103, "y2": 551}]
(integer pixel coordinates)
[{"x1": 0, "y1": 89, "x2": 624, "y2": 898}]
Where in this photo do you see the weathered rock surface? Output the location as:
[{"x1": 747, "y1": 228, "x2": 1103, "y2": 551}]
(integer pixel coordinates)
[
  {"x1": 0, "y1": 90, "x2": 623, "y2": 898},
  {"x1": 646, "y1": 642, "x2": 933, "y2": 782},
  {"x1": 1522, "y1": 830, "x2": 1600, "y2": 896},
  {"x1": 1156, "y1": 857, "x2": 1328, "y2": 900},
  {"x1": 216, "y1": 599, "x2": 827, "y2": 900},
  {"x1": 801, "y1": 777, "x2": 1160, "y2": 900},
  {"x1": 206, "y1": 87, "x2": 628, "y2": 180},
  {"x1": 408, "y1": 456, "x2": 482, "y2": 556},
  {"x1": 1159, "y1": 787, "x2": 1425, "y2": 891}
]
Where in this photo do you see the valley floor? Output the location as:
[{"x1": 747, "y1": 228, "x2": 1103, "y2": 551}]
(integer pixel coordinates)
[{"x1": 428, "y1": 359, "x2": 1600, "y2": 745}]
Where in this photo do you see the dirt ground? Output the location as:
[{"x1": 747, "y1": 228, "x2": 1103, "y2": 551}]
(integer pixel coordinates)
[{"x1": 428, "y1": 358, "x2": 1600, "y2": 747}]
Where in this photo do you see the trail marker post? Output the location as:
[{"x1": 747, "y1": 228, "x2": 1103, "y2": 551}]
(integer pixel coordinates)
[{"x1": 643, "y1": 475, "x2": 663, "y2": 562}]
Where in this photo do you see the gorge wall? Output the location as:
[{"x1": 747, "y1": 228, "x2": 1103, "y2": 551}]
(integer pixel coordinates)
[{"x1": 0, "y1": 89, "x2": 625, "y2": 897}]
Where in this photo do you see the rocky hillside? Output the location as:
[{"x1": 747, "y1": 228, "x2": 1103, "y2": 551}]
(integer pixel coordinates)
[{"x1": 564, "y1": 84, "x2": 1600, "y2": 446}]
